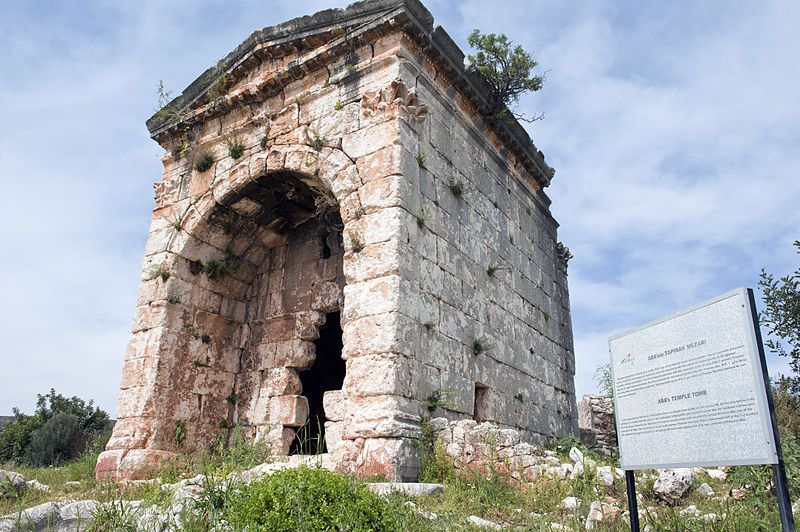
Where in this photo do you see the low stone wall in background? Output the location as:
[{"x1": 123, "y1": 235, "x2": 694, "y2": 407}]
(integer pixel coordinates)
[
  {"x1": 577, "y1": 394, "x2": 617, "y2": 456},
  {"x1": 429, "y1": 418, "x2": 621, "y2": 483}
]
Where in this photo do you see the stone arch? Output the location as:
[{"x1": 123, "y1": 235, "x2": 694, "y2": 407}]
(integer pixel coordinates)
[{"x1": 99, "y1": 144, "x2": 365, "y2": 478}]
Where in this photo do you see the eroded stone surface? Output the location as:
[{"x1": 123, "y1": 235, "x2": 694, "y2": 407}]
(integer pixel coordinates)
[
  {"x1": 577, "y1": 395, "x2": 617, "y2": 456},
  {"x1": 99, "y1": 0, "x2": 576, "y2": 482}
]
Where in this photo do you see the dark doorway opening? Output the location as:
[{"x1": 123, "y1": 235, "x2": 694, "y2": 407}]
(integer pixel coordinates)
[
  {"x1": 473, "y1": 383, "x2": 488, "y2": 422},
  {"x1": 290, "y1": 312, "x2": 345, "y2": 454}
]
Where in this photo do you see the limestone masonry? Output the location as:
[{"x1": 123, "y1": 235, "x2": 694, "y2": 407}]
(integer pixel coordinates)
[{"x1": 97, "y1": 0, "x2": 577, "y2": 481}]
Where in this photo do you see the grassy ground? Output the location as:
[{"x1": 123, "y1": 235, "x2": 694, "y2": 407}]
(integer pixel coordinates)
[{"x1": 0, "y1": 438, "x2": 794, "y2": 530}]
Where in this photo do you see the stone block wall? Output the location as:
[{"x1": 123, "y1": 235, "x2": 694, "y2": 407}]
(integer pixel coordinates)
[
  {"x1": 98, "y1": 0, "x2": 577, "y2": 482},
  {"x1": 372, "y1": 34, "x2": 578, "y2": 444},
  {"x1": 577, "y1": 395, "x2": 617, "y2": 456}
]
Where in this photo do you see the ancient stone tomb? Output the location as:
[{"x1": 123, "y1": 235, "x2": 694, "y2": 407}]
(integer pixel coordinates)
[{"x1": 97, "y1": 0, "x2": 578, "y2": 481}]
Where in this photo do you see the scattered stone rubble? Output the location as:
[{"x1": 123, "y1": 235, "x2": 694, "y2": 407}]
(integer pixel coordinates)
[
  {"x1": 0, "y1": 471, "x2": 27, "y2": 497},
  {"x1": 0, "y1": 420, "x2": 758, "y2": 530}
]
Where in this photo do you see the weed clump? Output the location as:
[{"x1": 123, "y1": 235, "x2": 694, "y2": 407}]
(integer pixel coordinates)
[
  {"x1": 224, "y1": 134, "x2": 245, "y2": 159},
  {"x1": 223, "y1": 467, "x2": 410, "y2": 531},
  {"x1": 203, "y1": 258, "x2": 233, "y2": 280},
  {"x1": 448, "y1": 179, "x2": 464, "y2": 198},
  {"x1": 145, "y1": 263, "x2": 170, "y2": 282},
  {"x1": 195, "y1": 153, "x2": 215, "y2": 172}
]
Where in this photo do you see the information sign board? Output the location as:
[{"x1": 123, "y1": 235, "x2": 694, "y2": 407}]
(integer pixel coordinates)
[{"x1": 609, "y1": 288, "x2": 778, "y2": 470}]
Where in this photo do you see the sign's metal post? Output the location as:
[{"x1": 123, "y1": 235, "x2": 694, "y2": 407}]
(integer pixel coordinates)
[
  {"x1": 773, "y1": 463, "x2": 796, "y2": 532},
  {"x1": 624, "y1": 470, "x2": 640, "y2": 532},
  {"x1": 747, "y1": 289, "x2": 796, "y2": 532}
]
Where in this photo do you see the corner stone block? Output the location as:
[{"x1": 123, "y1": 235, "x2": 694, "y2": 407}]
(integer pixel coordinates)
[
  {"x1": 267, "y1": 425, "x2": 297, "y2": 455},
  {"x1": 342, "y1": 121, "x2": 398, "y2": 160},
  {"x1": 356, "y1": 438, "x2": 420, "y2": 482},
  {"x1": 269, "y1": 395, "x2": 309, "y2": 427},
  {"x1": 342, "y1": 276, "x2": 400, "y2": 323},
  {"x1": 341, "y1": 312, "x2": 401, "y2": 358},
  {"x1": 344, "y1": 353, "x2": 415, "y2": 397},
  {"x1": 322, "y1": 390, "x2": 346, "y2": 421}
]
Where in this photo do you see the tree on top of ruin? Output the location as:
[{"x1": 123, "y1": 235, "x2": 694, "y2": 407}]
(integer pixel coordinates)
[{"x1": 467, "y1": 30, "x2": 545, "y2": 124}]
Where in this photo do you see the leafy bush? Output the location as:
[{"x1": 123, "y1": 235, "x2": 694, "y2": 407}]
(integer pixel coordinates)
[
  {"x1": 726, "y1": 383, "x2": 800, "y2": 498},
  {"x1": 0, "y1": 390, "x2": 111, "y2": 466},
  {"x1": 223, "y1": 467, "x2": 410, "y2": 531},
  {"x1": 24, "y1": 413, "x2": 82, "y2": 466},
  {"x1": 0, "y1": 414, "x2": 41, "y2": 464}
]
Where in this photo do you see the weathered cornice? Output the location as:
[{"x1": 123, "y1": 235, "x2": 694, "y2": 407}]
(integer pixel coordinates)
[{"x1": 147, "y1": 0, "x2": 555, "y2": 188}]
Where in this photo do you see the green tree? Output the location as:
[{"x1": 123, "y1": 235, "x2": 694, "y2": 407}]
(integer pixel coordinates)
[
  {"x1": 24, "y1": 413, "x2": 82, "y2": 466},
  {"x1": 759, "y1": 240, "x2": 800, "y2": 392},
  {"x1": 0, "y1": 390, "x2": 111, "y2": 465},
  {"x1": 467, "y1": 30, "x2": 545, "y2": 123},
  {"x1": 0, "y1": 410, "x2": 41, "y2": 463},
  {"x1": 33, "y1": 388, "x2": 110, "y2": 433}
]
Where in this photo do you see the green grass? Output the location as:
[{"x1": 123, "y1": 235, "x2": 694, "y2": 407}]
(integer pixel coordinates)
[{"x1": 0, "y1": 431, "x2": 794, "y2": 531}]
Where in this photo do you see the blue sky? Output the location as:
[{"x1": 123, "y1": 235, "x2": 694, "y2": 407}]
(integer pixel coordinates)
[{"x1": 0, "y1": 0, "x2": 798, "y2": 415}]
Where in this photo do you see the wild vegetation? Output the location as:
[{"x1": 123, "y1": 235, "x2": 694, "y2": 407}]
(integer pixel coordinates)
[
  {"x1": 0, "y1": 390, "x2": 111, "y2": 468},
  {"x1": 4, "y1": 420, "x2": 799, "y2": 530},
  {"x1": 759, "y1": 240, "x2": 800, "y2": 393},
  {"x1": 467, "y1": 30, "x2": 545, "y2": 123}
]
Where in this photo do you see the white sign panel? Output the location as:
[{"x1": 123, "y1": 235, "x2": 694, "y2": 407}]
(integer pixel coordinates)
[{"x1": 609, "y1": 288, "x2": 778, "y2": 470}]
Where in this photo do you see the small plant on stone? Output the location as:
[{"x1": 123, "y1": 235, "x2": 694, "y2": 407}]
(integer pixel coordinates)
[
  {"x1": 526, "y1": 206, "x2": 532, "y2": 216},
  {"x1": 514, "y1": 392, "x2": 525, "y2": 403},
  {"x1": 304, "y1": 125, "x2": 326, "y2": 152},
  {"x1": 416, "y1": 153, "x2": 427, "y2": 169},
  {"x1": 224, "y1": 133, "x2": 245, "y2": 160},
  {"x1": 426, "y1": 388, "x2": 454, "y2": 413},
  {"x1": 174, "y1": 420, "x2": 187, "y2": 446},
  {"x1": 193, "y1": 358, "x2": 211, "y2": 368},
  {"x1": 347, "y1": 231, "x2": 364, "y2": 253},
  {"x1": 260, "y1": 136, "x2": 268, "y2": 149},
  {"x1": 226, "y1": 392, "x2": 239, "y2": 405},
  {"x1": 423, "y1": 320, "x2": 438, "y2": 331},
  {"x1": 166, "y1": 293, "x2": 181, "y2": 305},
  {"x1": 487, "y1": 264, "x2": 499, "y2": 278},
  {"x1": 473, "y1": 338, "x2": 488, "y2": 356},
  {"x1": 334, "y1": 100, "x2": 345, "y2": 111},
  {"x1": 353, "y1": 208, "x2": 365, "y2": 220},
  {"x1": 200, "y1": 334, "x2": 212, "y2": 345},
  {"x1": 195, "y1": 152, "x2": 215, "y2": 172},
  {"x1": 203, "y1": 258, "x2": 234, "y2": 280},
  {"x1": 207, "y1": 59, "x2": 231, "y2": 102},
  {"x1": 543, "y1": 310, "x2": 550, "y2": 322},
  {"x1": 219, "y1": 419, "x2": 231, "y2": 430},
  {"x1": 415, "y1": 213, "x2": 429, "y2": 230},
  {"x1": 509, "y1": 235, "x2": 514, "y2": 245},
  {"x1": 145, "y1": 263, "x2": 170, "y2": 282},
  {"x1": 448, "y1": 179, "x2": 464, "y2": 198}
]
